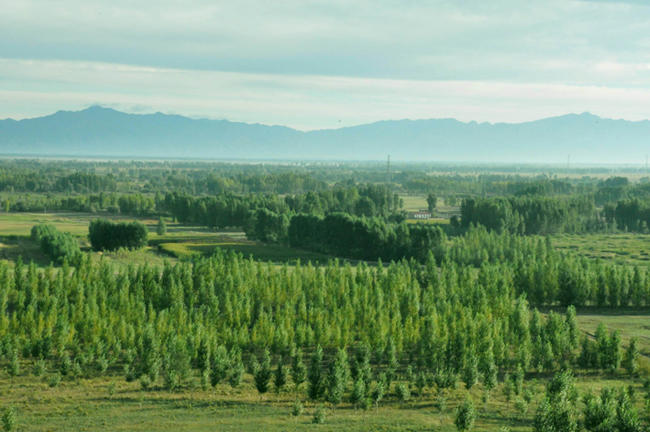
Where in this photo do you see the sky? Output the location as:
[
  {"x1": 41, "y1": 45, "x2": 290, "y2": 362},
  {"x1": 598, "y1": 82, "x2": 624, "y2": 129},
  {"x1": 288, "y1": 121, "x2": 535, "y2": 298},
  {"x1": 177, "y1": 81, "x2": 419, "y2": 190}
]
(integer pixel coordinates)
[{"x1": 2, "y1": 0, "x2": 650, "y2": 130}]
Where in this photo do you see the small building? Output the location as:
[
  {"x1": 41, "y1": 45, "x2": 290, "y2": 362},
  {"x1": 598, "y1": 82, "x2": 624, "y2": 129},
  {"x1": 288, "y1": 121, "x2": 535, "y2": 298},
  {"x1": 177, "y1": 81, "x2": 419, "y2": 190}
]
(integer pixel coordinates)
[{"x1": 408, "y1": 212, "x2": 432, "y2": 220}]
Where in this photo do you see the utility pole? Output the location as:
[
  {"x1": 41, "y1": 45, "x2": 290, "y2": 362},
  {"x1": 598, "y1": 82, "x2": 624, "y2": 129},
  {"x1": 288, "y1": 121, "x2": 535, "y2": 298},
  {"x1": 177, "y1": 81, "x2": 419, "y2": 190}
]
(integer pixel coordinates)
[{"x1": 567, "y1": 155, "x2": 570, "y2": 172}]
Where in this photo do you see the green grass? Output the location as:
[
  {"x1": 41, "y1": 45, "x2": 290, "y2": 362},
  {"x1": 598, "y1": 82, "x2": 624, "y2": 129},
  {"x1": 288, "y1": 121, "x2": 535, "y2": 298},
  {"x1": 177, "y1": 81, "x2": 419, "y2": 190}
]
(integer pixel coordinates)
[
  {"x1": 553, "y1": 233, "x2": 650, "y2": 267},
  {"x1": 158, "y1": 236, "x2": 331, "y2": 264}
]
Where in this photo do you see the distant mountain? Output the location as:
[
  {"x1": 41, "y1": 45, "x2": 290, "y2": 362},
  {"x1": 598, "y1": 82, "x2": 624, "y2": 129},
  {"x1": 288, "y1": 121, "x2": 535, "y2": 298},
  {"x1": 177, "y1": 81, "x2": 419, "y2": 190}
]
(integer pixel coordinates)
[{"x1": 1, "y1": 106, "x2": 649, "y2": 163}]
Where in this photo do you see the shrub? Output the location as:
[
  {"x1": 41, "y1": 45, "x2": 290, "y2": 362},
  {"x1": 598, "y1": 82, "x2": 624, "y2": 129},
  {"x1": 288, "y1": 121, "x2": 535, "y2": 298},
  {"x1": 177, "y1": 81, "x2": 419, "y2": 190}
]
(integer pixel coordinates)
[
  {"x1": 31, "y1": 224, "x2": 57, "y2": 242},
  {"x1": 40, "y1": 231, "x2": 80, "y2": 264}
]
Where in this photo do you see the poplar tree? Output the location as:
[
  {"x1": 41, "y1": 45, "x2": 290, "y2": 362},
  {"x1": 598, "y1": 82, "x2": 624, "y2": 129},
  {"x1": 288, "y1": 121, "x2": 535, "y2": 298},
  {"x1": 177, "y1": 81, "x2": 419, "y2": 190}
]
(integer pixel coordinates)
[
  {"x1": 156, "y1": 217, "x2": 167, "y2": 236},
  {"x1": 307, "y1": 345, "x2": 325, "y2": 401},
  {"x1": 274, "y1": 357, "x2": 287, "y2": 396},
  {"x1": 623, "y1": 337, "x2": 639, "y2": 377},
  {"x1": 254, "y1": 349, "x2": 272, "y2": 395},
  {"x1": 455, "y1": 398, "x2": 476, "y2": 432},
  {"x1": 327, "y1": 348, "x2": 350, "y2": 406},
  {"x1": 291, "y1": 349, "x2": 307, "y2": 391}
]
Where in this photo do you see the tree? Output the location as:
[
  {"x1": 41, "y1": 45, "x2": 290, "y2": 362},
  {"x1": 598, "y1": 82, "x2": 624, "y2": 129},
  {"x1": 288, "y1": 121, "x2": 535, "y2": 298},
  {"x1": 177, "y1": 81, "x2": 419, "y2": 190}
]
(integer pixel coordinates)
[
  {"x1": 427, "y1": 194, "x2": 438, "y2": 213},
  {"x1": 88, "y1": 219, "x2": 148, "y2": 251},
  {"x1": 312, "y1": 404, "x2": 326, "y2": 424},
  {"x1": 307, "y1": 345, "x2": 325, "y2": 401},
  {"x1": 228, "y1": 348, "x2": 245, "y2": 388},
  {"x1": 533, "y1": 397, "x2": 577, "y2": 432},
  {"x1": 291, "y1": 349, "x2": 307, "y2": 391},
  {"x1": 254, "y1": 349, "x2": 272, "y2": 395},
  {"x1": 274, "y1": 358, "x2": 287, "y2": 396},
  {"x1": 455, "y1": 398, "x2": 476, "y2": 431},
  {"x1": 1, "y1": 405, "x2": 16, "y2": 432},
  {"x1": 157, "y1": 217, "x2": 167, "y2": 236},
  {"x1": 462, "y1": 353, "x2": 479, "y2": 390},
  {"x1": 577, "y1": 336, "x2": 598, "y2": 372},
  {"x1": 7, "y1": 349, "x2": 19, "y2": 378},
  {"x1": 291, "y1": 400, "x2": 303, "y2": 426},
  {"x1": 350, "y1": 377, "x2": 366, "y2": 409},
  {"x1": 326, "y1": 348, "x2": 349, "y2": 405},
  {"x1": 371, "y1": 378, "x2": 385, "y2": 412},
  {"x1": 396, "y1": 383, "x2": 410, "y2": 403},
  {"x1": 210, "y1": 346, "x2": 230, "y2": 387},
  {"x1": 623, "y1": 337, "x2": 639, "y2": 377}
]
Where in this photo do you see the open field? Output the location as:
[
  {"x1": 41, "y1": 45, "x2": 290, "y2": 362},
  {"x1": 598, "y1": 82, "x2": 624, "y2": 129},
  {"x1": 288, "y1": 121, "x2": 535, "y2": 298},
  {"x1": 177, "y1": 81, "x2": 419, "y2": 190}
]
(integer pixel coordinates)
[
  {"x1": 576, "y1": 312, "x2": 650, "y2": 361},
  {"x1": 553, "y1": 233, "x2": 650, "y2": 267},
  {"x1": 400, "y1": 195, "x2": 458, "y2": 220},
  {"x1": 0, "y1": 212, "x2": 333, "y2": 268}
]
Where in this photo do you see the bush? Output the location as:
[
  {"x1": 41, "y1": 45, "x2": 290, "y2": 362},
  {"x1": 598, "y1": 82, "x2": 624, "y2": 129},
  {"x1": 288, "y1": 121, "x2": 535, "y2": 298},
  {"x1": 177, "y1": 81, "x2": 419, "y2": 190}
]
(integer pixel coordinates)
[
  {"x1": 32, "y1": 224, "x2": 80, "y2": 264},
  {"x1": 31, "y1": 223, "x2": 57, "y2": 242},
  {"x1": 40, "y1": 231, "x2": 80, "y2": 264},
  {"x1": 88, "y1": 219, "x2": 148, "y2": 251},
  {"x1": 312, "y1": 404, "x2": 325, "y2": 424}
]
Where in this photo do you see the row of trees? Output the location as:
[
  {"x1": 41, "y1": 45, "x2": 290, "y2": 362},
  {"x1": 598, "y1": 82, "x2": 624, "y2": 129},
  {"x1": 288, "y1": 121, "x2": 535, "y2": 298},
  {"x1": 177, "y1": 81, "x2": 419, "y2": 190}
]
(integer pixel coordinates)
[
  {"x1": 163, "y1": 184, "x2": 403, "y2": 229},
  {"x1": 2, "y1": 191, "x2": 156, "y2": 215},
  {"x1": 460, "y1": 195, "x2": 599, "y2": 235},
  {"x1": 287, "y1": 213, "x2": 445, "y2": 262},
  {"x1": 88, "y1": 219, "x2": 148, "y2": 251}
]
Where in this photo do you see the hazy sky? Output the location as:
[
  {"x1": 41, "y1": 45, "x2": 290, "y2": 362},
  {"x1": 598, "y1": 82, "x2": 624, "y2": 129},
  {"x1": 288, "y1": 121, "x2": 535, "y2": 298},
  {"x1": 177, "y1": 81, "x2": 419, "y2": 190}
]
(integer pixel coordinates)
[{"x1": 2, "y1": 0, "x2": 650, "y2": 129}]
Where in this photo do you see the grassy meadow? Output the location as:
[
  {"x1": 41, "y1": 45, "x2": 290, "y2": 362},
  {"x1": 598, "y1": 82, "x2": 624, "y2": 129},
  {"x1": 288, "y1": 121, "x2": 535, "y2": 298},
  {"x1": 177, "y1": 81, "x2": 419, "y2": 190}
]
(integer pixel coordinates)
[{"x1": 553, "y1": 233, "x2": 650, "y2": 267}]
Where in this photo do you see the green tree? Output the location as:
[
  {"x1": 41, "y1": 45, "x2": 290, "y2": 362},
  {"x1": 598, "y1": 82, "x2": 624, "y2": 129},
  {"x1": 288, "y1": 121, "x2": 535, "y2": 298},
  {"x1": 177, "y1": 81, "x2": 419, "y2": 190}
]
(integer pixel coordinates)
[
  {"x1": 274, "y1": 358, "x2": 287, "y2": 396},
  {"x1": 455, "y1": 398, "x2": 476, "y2": 431},
  {"x1": 427, "y1": 193, "x2": 438, "y2": 213},
  {"x1": 307, "y1": 345, "x2": 325, "y2": 401},
  {"x1": 254, "y1": 349, "x2": 272, "y2": 395},
  {"x1": 371, "y1": 379, "x2": 385, "y2": 412},
  {"x1": 156, "y1": 217, "x2": 167, "y2": 236},
  {"x1": 396, "y1": 383, "x2": 410, "y2": 403},
  {"x1": 350, "y1": 377, "x2": 366, "y2": 409},
  {"x1": 462, "y1": 353, "x2": 479, "y2": 390},
  {"x1": 533, "y1": 397, "x2": 577, "y2": 432},
  {"x1": 291, "y1": 349, "x2": 307, "y2": 391},
  {"x1": 210, "y1": 346, "x2": 231, "y2": 387},
  {"x1": 1, "y1": 405, "x2": 16, "y2": 432},
  {"x1": 623, "y1": 337, "x2": 639, "y2": 377},
  {"x1": 312, "y1": 404, "x2": 326, "y2": 424},
  {"x1": 326, "y1": 348, "x2": 349, "y2": 405}
]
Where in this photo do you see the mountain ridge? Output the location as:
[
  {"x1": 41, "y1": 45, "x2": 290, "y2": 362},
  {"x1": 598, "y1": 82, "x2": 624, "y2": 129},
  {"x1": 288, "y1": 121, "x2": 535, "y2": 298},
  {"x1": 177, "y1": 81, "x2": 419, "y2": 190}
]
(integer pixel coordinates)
[{"x1": 1, "y1": 107, "x2": 648, "y2": 164}]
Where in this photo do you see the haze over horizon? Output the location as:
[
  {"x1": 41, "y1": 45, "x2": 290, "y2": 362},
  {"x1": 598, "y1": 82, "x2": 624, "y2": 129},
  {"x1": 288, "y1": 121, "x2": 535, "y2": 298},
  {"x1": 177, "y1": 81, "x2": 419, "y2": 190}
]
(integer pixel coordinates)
[{"x1": 3, "y1": 1, "x2": 650, "y2": 130}]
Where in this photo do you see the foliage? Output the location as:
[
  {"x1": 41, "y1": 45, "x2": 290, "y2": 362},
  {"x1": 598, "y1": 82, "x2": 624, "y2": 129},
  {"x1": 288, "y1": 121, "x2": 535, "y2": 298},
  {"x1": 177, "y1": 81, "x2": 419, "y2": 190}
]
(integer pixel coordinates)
[
  {"x1": 454, "y1": 398, "x2": 475, "y2": 431},
  {"x1": 88, "y1": 218, "x2": 148, "y2": 251}
]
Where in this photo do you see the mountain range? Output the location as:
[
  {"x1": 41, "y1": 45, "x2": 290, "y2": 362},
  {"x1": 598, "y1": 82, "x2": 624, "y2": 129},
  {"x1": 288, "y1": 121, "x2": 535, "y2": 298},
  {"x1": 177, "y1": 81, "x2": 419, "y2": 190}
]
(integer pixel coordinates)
[{"x1": 1, "y1": 106, "x2": 649, "y2": 164}]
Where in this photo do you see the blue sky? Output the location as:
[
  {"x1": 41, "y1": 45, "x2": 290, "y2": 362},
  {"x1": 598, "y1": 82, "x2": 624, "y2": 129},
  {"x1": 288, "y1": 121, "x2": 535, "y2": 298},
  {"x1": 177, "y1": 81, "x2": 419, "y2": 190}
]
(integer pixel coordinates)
[{"x1": 2, "y1": 0, "x2": 650, "y2": 129}]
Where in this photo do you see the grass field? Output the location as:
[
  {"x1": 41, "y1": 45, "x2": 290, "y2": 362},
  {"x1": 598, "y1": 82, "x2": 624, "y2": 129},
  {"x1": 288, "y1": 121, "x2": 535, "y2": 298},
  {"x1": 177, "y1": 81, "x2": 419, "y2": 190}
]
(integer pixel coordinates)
[
  {"x1": 0, "y1": 212, "x2": 333, "y2": 268},
  {"x1": 158, "y1": 236, "x2": 331, "y2": 264},
  {"x1": 553, "y1": 233, "x2": 650, "y2": 267},
  {"x1": 2, "y1": 341, "x2": 647, "y2": 431}
]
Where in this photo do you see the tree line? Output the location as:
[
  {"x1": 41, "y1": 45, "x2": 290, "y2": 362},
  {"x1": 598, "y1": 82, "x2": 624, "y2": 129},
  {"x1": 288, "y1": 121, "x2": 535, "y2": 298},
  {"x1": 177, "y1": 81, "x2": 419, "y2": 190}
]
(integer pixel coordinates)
[{"x1": 88, "y1": 219, "x2": 148, "y2": 251}]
